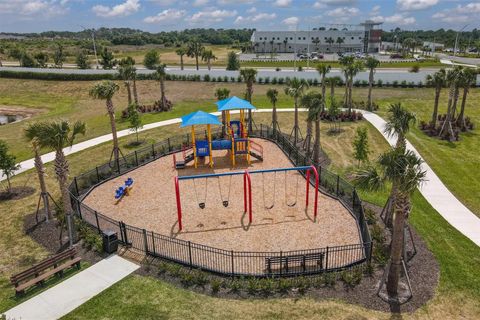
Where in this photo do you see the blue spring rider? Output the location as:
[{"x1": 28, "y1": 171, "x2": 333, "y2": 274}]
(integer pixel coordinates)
[{"x1": 115, "y1": 178, "x2": 134, "y2": 200}]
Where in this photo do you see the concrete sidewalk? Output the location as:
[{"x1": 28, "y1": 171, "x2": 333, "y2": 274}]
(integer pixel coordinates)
[{"x1": 3, "y1": 254, "x2": 139, "y2": 320}]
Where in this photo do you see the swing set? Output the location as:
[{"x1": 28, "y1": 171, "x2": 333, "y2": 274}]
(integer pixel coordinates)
[{"x1": 174, "y1": 166, "x2": 319, "y2": 231}]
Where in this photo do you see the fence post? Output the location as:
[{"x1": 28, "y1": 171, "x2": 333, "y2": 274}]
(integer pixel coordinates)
[
  {"x1": 353, "y1": 187, "x2": 357, "y2": 208},
  {"x1": 318, "y1": 166, "x2": 322, "y2": 186},
  {"x1": 188, "y1": 241, "x2": 193, "y2": 267},
  {"x1": 74, "y1": 177, "x2": 80, "y2": 196},
  {"x1": 260, "y1": 123, "x2": 263, "y2": 137},
  {"x1": 336, "y1": 175, "x2": 340, "y2": 196},
  {"x1": 231, "y1": 250, "x2": 234, "y2": 276},
  {"x1": 151, "y1": 231, "x2": 156, "y2": 256},
  {"x1": 368, "y1": 242, "x2": 373, "y2": 264},
  {"x1": 325, "y1": 246, "x2": 329, "y2": 271},
  {"x1": 76, "y1": 199, "x2": 83, "y2": 219},
  {"x1": 279, "y1": 251, "x2": 283, "y2": 276},
  {"x1": 116, "y1": 157, "x2": 121, "y2": 174},
  {"x1": 143, "y1": 229, "x2": 149, "y2": 254},
  {"x1": 94, "y1": 211, "x2": 101, "y2": 234},
  {"x1": 118, "y1": 221, "x2": 124, "y2": 243},
  {"x1": 135, "y1": 151, "x2": 139, "y2": 166},
  {"x1": 122, "y1": 221, "x2": 129, "y2": 246},
  {"x1": 96, "y1": 166, "x2": 100, "y2": 183}
]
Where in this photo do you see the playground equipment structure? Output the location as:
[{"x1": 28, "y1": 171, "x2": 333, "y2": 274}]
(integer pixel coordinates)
[
  {"x1": 114, "y1": 177, "x2": 134, "y2": 202},
  {"x1": 173, "y1": 97, "x2": 263, "y2": 169},
  {"x1": 174, "y1": 166, "x2": 319, "y2": 231}
]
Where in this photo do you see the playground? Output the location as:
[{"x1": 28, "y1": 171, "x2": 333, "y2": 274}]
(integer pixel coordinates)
[{"x1": 83, "y1": 137, "x2": 360, "y2": 253}]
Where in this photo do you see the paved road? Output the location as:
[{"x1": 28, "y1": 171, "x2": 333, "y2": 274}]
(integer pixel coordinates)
[
  {"x1": 2, "y1": 108, "x2": 479, "y2": 248},
  {"x1": 3, "y1": 66, "x2": 479, "y2": 85},
  {"x1": 437, "y1": 53, "x2": 480, "y2": 66}
]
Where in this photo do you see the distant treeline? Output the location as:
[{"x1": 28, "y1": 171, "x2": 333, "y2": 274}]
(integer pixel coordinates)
[
  {"x1": 1, "y1": 28, "x2": 255, "y2": 46},
  {"x1": 382, "y1": 28, "x2": 480, "y2": 48}
]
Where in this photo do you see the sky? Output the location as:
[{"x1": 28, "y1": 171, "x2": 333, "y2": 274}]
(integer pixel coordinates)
[{"x1": 0, "y1": 0, "x2": 479, "y2": 33}]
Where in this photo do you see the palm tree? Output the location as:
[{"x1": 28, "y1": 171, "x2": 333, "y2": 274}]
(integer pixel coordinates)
[
  {"x1": 353, "y1": 148, "x2": 425, "y2": 299},
  {"x1": 312, "y1": 37, "x2": 320, "y2": 52},
  {"x1": 175, "y1": 47, "x2": 187, "y2": 70},
  {"x1": 89, "y1": 81, "x2": 121, "y2": 166},
  {"x1": 365, "y1": 56, "x2": 380, "y2": 111},
  {"x1": 316, "y1": 63, "x2": 331, "y2": 110},
  {"x1": 326, "y1": 37, "x2": 334, "y2": 52},
  {"x1": 425, "y1": 68, "x2": 446, "y2": 128},
  {"x1": 266, "y1": 88, "x2": 279, "y2": 135},
  {"x1": 456, "y1": 68, "x2": 477, "y2": 129},
  {"x1": 347, "y1": 60, "x2": 364, "y2": 112},
  {"x1": 339, "y1": 55, "x2": 354, "y2": 107},
  {"x1": 117, "y1": 64, "x2": 135, "y2": 106},
  {"x1": 156, "y1": 63, "x2": 170, "y2": 111},
  {"x1": 439, "y1": 67, "x2": 461, "y2": 139},
  {"x1": 383, "y1": 103, "x2": 416, "y2": 227},
  {"x1": 239, "y1": 68, "x2": 257, "y2": 132},
  {"x1": 302, "y1": 91, "x2": 322, "y2": 158},
  {"x1": 26, "y1": 120, "x2": 86, "y2": 246},
  {"x1": 187, "y1": 39, "x2": 204, "y2": 70},
  {"x1": 283, "y1": 38, "x2": 288, "y2": 52},
  {"x1": 201, "y1": 49, "x2": 217, "y2": 71},
  {"x1": 304, "y1": 92, "x2": 323, "y2": 164},
  {"x1": 325, "y1": 76, "x2": 342, "y2": 101},
  {"x1": 284, "y1": 77, "x2": 308, "y2": 144},
  {"x1": 336, "y1": 37, "x2": 344, "y2": 53},
  {"x1": 24, "y1": 129, "x2": 51, "y2": 220}
]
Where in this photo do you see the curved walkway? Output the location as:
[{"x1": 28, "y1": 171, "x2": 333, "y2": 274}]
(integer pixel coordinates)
[{"x1": 3, "y1": 109, "x2": 480, "y2": 247}]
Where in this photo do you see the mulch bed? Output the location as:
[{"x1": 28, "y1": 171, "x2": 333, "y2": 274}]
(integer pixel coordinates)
[
  {"x1": 131, "y1": 201, "x2": 439, "y2": 314},
  {"x1": 0, "y1": 186, "x2": 36, "y2": 201}
]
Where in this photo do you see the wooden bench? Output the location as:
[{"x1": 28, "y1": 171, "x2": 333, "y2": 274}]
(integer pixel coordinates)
[
  {"x1": 10, "y1": 247, "x2": 82, "y2": 296},
  {"x1": 265, "y1": 252, "x2": 325, "y2": 274}
]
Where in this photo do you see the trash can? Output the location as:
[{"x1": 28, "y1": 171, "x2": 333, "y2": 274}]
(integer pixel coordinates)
[{"x1": 102, "y1": 230, "x2": 118, "y2": 254}]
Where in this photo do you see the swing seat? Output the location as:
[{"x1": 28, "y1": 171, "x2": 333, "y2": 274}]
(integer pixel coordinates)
[
  {"x1": 222, "y1": 200, "x2": 229, "y2": 207},
  {"x1": 199, "y1": 202, "x2": 206, "y2": 209}
]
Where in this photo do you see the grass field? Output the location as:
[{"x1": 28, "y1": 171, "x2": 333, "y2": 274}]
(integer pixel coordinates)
[{"x1": 1, "y1": 105, "x2": 479, "y2": 318}]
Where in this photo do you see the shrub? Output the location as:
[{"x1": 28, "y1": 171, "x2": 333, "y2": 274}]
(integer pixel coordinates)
[
  {"x1": 247, "y1": 278, "x2": 260, "y2": 295},
  {"x1": 230, "y1": 77, "x2": 236, "y2": 82},
  {"x1": 226, "y1": 51, "x2": 240, "y2": 70},
  {"x1": 377, "y1": 79, "x2": 383, "y2": 87},
  {"x1": 229, "y1": 278, "x2": 243, "y2": 293},
  {"x1": 401, "y1": 80, "x2": 408, "y2": 88},
  {"x1": 264, "y1": 76, "x2": 270, "y2": 84},
  {"x1": 258, "y1": 278, "x2": 275, "y2": 296},
  {"x1": 295, "y1": 276, "x2": 310, "y2": 295},
  {"x1": 191, "y1": 269, "x2": 208, "y2": 288},
  {"x1": 298, "y1": 66, "x2": 303, "y2": 72},
  {"x1": 364, "y1": 207, "x2": 377, "y2": 225},
  {"x1": 271, "y1": 77, "x2": 278, "y2": 84},
  {"x1": 341, "y1": 268, "x2": 362, "y2": 289},
  {"x1": 203, "y1": 74, "x2": 211, "y2": 82},
  {"x1": 323, "y1": 272, "x2": 336, "y2": 287},
  {"x1": 275, "y1": 67, "x2": 281, "y2": 71},
  {"x1": 223, "y1": 76, "x2": 228, "y2": 82},
  {"x1": 313, "y1": 78, "x2": 319, "y2": 86},
  {"x1": 276, "y1": 278, "x2": 292, "y2": 293},
  {"x1": 211, "y1": 279, "x2": 223, "y2": 294},
  {"x1": 278, "y1": 78, "x2": 285, "y2": 85},
  {"x1": 258, "y1": 77, "x2": 263, "y2": 84},
  {"x1": 392, "y1": 80, "x2": 399, "y2": 88},
  {"x1": 409, "y1": 64, "x2": 420, "y2": 73},
  {"x1": 0, "y1": 70, "x2": 118, "y2": 81},
  {"x1": 144, "y1": 49, "x2": 160, "y2": 70}
]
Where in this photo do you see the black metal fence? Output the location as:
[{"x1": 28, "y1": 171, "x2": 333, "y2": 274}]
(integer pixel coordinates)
[{"x1": 69, "y1": 124, "x2": 372, "y2": 277}]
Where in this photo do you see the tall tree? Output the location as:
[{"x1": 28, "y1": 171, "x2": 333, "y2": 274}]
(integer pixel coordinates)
[
  {"x1": 316, "y1": 63, "x2": 331, "y2": 111},
  {"x1": 24, "y1": 127, "x2": 52, "y2": 220},
  {"x1": 0, "y1": 140, "x2": 19, "y2": 194},
  {"x1": 89, "y1": 81, "x2": 121, "y2": 166},
  {"x1": 127, "y1": 104, "x2": 143, "y2": 144},
  {"x1": 346, "y1": 60, "x2": 364, "y2": 112},
  {"x1": 175, "y1": 47, "x2": 187, "y2": 70},
  {"x1": 76, "y1": 50, "x2": 91, "y2": 69},
  {"x1": 456, "y1": 68, "x2": 477, "y2": 130},
  {"x1": 336, "y1": 37, "x2": 344, "y2": 52},
  {"x1": 266, "y1": 88, "x2": 279, "y2": 135},
  {"x1": 339, "y1": 56, "x2": 354, "y2": 107},
  {"x1": 284, "y1": 77, "x2": 308, "y2": 144},
  {"x1": 156, "y1": 63, "x2": 171, "y2": 111},
  {"x1": 53, "y1": 43, "x2": 65, "y2": 68},
  {"x1": 187, "y1": 39, "x2": 204, "y2": 70},
  {"x1": 352, "y1": 127, "x2": 370, "y2": 166},
  {"x1": 117, "y1": 63, "x2": 135, "y2": 106},
  {"x1": 215, "y1": 88, "x2": 231, "y2": 136},
  {"x1": 25, "y1": 120, "x2": 86, "y2": 246},
  {"x1": 325, "y1": 76, "x2": 341, "y2": 101},
  {"x1": 201, "y1": 49, "x2": 217, "y2": 71},
  {"x1": 304, "y1": 92, "x2": 323, "y2": 164},
  {"x1": 425, "y1": 68, "x2": 446, "y2": 128},
  {"x1": 226, "y1": 51, "x2": 240, "y2": 70},
  {"x1": 353, "y1": 148, "x2": 425, "y2": 299},
  {"x1": 239, "y1": 68, "x2": 257, "y2": 132},
  {"x1": 439, "y1": 67, "x2": 461, "y2": 139},
  {"x1": 99, "y1": 47, "x2": 116, "y2": 69},
  {"x1": 365, "y1": 56, "x2": 380, "y2": 111},
  {"x1": 302, "y1": 91, "x2": 322, "y2": 158}
]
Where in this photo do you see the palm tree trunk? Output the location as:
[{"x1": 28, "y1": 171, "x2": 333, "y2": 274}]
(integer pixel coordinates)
[
  {"x1": 107, "y1": 100, "x2": 120, "y2": 165},
  {"x1": 386, "y1": 192, "x2": 409, "y2": 296},
  {"x1": 343, "y1": 76, "x2": 349, "y2": 107},
  {"x1": 160, "y1": 79, "x2": 167, "y2": 110},
  {"x1": 34, "y1": 144, "x2": 51, "y2": 220},
  {"x1": 431, "y1": 87, "x2": 440, "y2": 127},
  {"x1": 54, "y1": 150, "x2": 72, "y2": 215},
  {"x1": 195, "y1": 54, "x2": 199, "y2": 70},
  {"x1": 330, "y1": 82, "x2": 335, "y2": 101},
  {"x1": 180, "y1": 55, "x2": 184, "y2": 71},
  {"x1": 272, "y1": 103, "x2": 278, "y2": 135},
  {"x1": 207, "y1": 59, "x2": 211, "y2": 71},
  {"x1": 305, "y1": 120, "x2": 312, "y2": 155},
  {"x1": 439, "y1": 84, "x2": 455, "y2": 139},
  {"x1": 451, "y1": 86, "x2": 460, "y2": 119},
  {"x1": 457, "y1": 87, "x2": 468, "y2": 129},
  {"x1": 125, "y1": 82, "x2": 132, "y2": 106},
  {"x1": 321, "y1": 74, "x2": 326, "y2": 111},
  {"x1": 133, "y1": 77, "x2": 139, "y2": 105},
  {"x1": 385, "y1": 183, "x2": 398, "y2": 228},
  {"x1": 313, "y1": 119, "x2": 320, "y2": 165},
  {"x1": 294, "y1": 98, "x2": 299, "y2": 144},
  {"x1": 367, "y1": 69, "x2": 374, "y2": 111},
  {"x1": 348, "y1": 78, "x2": 353, "y2": 113}
]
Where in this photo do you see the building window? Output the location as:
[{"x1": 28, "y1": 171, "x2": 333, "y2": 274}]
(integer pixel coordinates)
[
  {"x1": 351, "y1": 37, "x2": 354, "y2": 40},
  {"x1": 290, "y1": 37, "x2": 293, "y2": 40},
  {"x1": 303, "y1": 37, "x2": 306, "y2": 40},
  {"x1": 277, "y1": 37, "x2": 280, "y2": 40},
  {"x1": 259, "y1": 37, "x2": 262, "y2": 40},
  {"x1": 289, "y1": 46, "x2": 291, "y2": 49}
]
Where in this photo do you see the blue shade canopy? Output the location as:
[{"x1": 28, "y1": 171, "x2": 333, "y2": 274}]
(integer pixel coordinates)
[
  {"x1": 216, "y1": 96, "x2": 256, "y2": 111},
  {"x1": 180, "y1": 110, "x2": 222, "y2": 127}
]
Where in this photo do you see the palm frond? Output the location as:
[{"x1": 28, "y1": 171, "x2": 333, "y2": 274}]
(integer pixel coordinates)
[{"x1": 352, "y1": 165, "x2": 385, "y2": 192}]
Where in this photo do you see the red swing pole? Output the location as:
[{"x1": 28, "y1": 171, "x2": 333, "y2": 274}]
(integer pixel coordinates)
[
  {"x1": 309, "y1": 165, "x2": 319, "y2": 218},
  {"x1": 306, "y1": 169, "x2": 311, "y2": 208},
  {"x1": 174, "y1": 177, "x2": 183, "y2": 231}
]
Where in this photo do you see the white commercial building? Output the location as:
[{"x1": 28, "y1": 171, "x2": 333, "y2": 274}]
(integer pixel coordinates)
[{"x1": 251, "y1": 20, "x2": 382, "y2": 54}]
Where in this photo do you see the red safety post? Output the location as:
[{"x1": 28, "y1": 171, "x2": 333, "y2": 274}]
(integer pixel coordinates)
[
  {"x1": 243, "y1": 173, "x2": 247, "y2": 214},
  {"x1": 245, "y1": 170, "x2": 253, "y2": 224},
  {"x1": 174, "y1": 176, "x2": 183, "y2": 231},
  {"x1": 172, "y1": 153, "x2": 176, "y2": 169},
  {"x1": 309, "y1": 165, "x2": 319, "y2": 218},
  {"x1": 306, "y1": 169, "x2": 311, "y2": 208}
]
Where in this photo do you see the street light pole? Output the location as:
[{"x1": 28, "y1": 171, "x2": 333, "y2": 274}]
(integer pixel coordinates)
[{"x1": 454, "y1": 24, "x2": 469, "y2": 57}]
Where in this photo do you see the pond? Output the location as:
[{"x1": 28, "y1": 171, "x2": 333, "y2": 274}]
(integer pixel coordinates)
[{"x1": 0, "y1": 114, "x2": 24, "y2": 125}]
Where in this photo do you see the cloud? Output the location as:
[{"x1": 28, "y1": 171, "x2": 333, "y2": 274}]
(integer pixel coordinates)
[
  {"x1": 217, "y1": 0, "x2": 255, "y2": 5},
  {"x1": 144, "y1": 8, "x2": 186, "y2": 23},
  {"x1": 397, "y1": 0, "x2": 438, "y2": 11},
  {"x1": 274, "y1": 0, "x2": 291, "y2": 7},
  {"x1": 235, "y1": 12, "x2": 276, "y2": 24},
  {"x1": 453, "y1": 2, "x2": 480, "y2": 14},
  {"x1": 0, "y1": 0, "x2": 69, "y2": 16},
  {"x1": 246, "y1": 7, "x2": 256, "y2": 13},
  {"x1": 193, "y1": 0, "x2": 209, "y2": 6},
  {"x1": 432, "y1": 3, "x2": 480, "y2": 25},
  {"x1": 313, "y1": 0, "x2": 356, "y2": 8},
  {"x1": 370, "y1": 5, "x2": 381, "y2": 16},
  {"x1": 327, "y1": 7, "x2": 359, "y2": 17},
  {"x1": 282, "y1": 16, "x2": 299, "y2": 26},
  {"x1": 92, "y1": 0, "x2": 140, "y2": 18},
  {"x1": 189, "y1": 9, "x2": 237, "y2": 23},
  {"x1": 373, "y1": 13, "x2": 416, "y2": 25}
]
